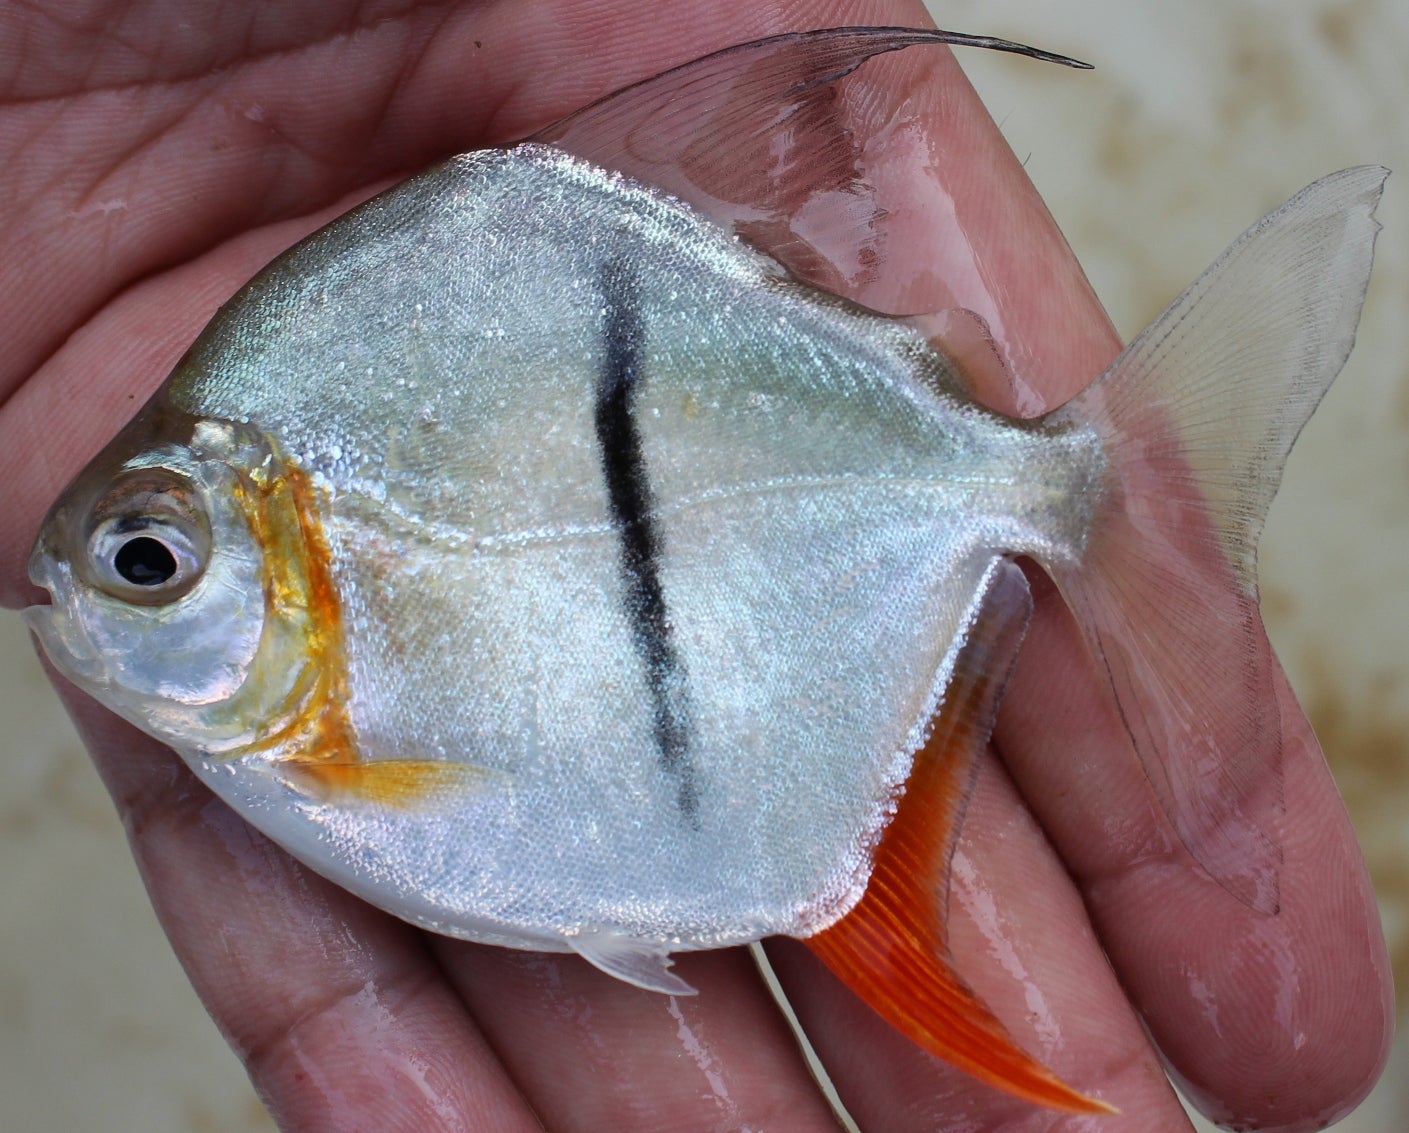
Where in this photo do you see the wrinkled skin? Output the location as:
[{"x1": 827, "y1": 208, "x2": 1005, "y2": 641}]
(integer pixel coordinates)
[{"x1": 0, "y1": 2, "x2": 1392, "y2": 1130}]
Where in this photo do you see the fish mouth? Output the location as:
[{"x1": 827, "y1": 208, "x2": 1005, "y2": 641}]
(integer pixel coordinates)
[
  {"x1": 24, "y1": 543, "x2": 108, "y2": 687},
  {"x1": 23, "y1": 542, "x2": 57, "y2": 635}
]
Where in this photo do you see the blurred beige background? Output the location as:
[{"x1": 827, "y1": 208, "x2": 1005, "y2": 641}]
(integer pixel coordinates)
[{"x1": 2, "y1": 2, "x2": 1406, "y2": 1129}]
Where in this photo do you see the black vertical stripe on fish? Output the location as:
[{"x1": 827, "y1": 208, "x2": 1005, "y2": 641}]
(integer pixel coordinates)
[{"x1": 594, "y1": 257, "x2": 700, "y2": 824}]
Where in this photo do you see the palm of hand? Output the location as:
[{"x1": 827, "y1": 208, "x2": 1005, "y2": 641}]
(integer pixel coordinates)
[{"x1": 0, "y1": 2, "x2": 1390, "y2": 1130}]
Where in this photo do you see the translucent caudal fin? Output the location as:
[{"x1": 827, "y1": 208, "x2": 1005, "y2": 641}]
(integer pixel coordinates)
[{"x1": 1049, "y1": 167, "x2": 1387, "y2": 911}]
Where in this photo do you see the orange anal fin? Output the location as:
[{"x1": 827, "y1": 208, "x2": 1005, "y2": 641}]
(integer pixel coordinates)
[
  {"x1": 806, "y1": 561, "x2": 1114, "y2": 1115},
  {"x1": 279, "y1": 758, "x2": 496, "y2": 808}
]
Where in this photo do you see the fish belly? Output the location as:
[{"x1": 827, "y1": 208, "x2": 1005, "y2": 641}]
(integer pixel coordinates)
[{"x1": 316, "y1": 478, "x2": 1008, "y2": 948}]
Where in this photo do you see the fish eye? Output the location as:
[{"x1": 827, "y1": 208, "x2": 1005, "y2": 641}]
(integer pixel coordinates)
[
  {"x1": 80, "y1": 472, "x2": 212, "y2": 606},
  {"x1": 114, "y1": 534, "x2": 180, "y2": 586}
]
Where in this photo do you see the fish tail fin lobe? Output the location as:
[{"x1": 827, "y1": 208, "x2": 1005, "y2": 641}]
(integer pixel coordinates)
[
  {"x1": 806, "y1": 561, "x2": 1112, "y2": 1115},
  {"x1": 1050, "y1": 166, "x2": 1387, "y2": 912}
]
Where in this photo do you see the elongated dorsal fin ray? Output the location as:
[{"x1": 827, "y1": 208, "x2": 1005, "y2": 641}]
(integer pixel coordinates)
[
  {"x1": 1052, "y1": 166, "x2": 1388, "y2": 912},
  {"x1": 805, "y1": 561, "x2": 1111, "y2": 1114},
  {"x1": 531, "y1": 27, "x2": 1088, "y2": 311}
]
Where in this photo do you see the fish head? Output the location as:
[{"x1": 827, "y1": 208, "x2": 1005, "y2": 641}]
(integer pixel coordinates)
[{"x1": 25, "y1": 408, "x2": 314, "y2": 757}]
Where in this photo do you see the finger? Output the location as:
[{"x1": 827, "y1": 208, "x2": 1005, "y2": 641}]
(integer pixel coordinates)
[
  {"x1": 51, "y1": 676, "x2": 542, "y2": 1133},
  {"x1": 997, "y1": 598, "x2": 1394, "y2": 1129},
  {"x1": 768, "y1": 752, "x2": 1196, "y2": 1131},
  {"x1": 928, "y1": 72, "x2": 1394, "y2": 1114},
  {"x1": 928, "y1": 94, "x2": 1391, "y2": 1130},
  {"x1": 433, "y1": 942, "x2": 846, "y2": 1132}
]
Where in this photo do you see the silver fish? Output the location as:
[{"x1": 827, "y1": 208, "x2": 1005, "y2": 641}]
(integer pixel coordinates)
[{"x1": 22, "y1": 28, "x2": 1384, "y2": 1112}]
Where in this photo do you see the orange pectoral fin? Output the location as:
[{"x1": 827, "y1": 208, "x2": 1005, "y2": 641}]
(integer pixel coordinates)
[
  {"x1": 280, "y1": 758, "x2": 497, "y2": 808},
  {"x1": 804, "y1": 561, "x2": 1114, "y2": 1115}
]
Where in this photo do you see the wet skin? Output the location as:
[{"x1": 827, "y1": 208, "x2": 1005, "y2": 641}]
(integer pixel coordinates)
[{"x1": 0, "y1": 1, "x2": 1392, "y2": 1130}]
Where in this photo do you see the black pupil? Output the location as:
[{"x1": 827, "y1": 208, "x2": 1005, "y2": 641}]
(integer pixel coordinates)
[{"x1": 114, "y1": 537, "x2": 178, "y2": 587}]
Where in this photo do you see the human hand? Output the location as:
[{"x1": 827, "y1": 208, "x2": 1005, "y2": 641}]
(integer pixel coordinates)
[{"x1": 0, "y1": 2, "x2": 1391, "y2": 1130}]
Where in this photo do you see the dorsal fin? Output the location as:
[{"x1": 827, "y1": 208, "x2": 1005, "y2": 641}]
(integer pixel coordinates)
[
  {"x1": 906, "y1": 307, "x2": 1043, "y2": 417},
  {"x1": 803, "y1": 560, "x2": 1113, "y2": 1114},
  {"x1": 531, "y1": 27, "x2": 1088, "y2": 313}
]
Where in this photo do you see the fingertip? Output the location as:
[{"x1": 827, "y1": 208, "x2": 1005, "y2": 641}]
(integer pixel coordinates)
[{"x1": 1090, "y1": 678, "x2": 1393, "y2": 1131}]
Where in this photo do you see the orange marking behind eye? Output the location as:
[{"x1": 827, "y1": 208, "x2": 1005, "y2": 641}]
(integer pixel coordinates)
[
  {"x1": 221, "y1": 458, "x2": 479, "y2": 807},
  {"x1": 228, "y1": 461, "x2": 358, "y2": 761}
]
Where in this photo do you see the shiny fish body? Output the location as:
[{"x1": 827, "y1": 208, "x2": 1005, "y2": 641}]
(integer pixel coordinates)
[{"x1": 38, "y1": 145, "x2": 1098, "y2": 949}]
